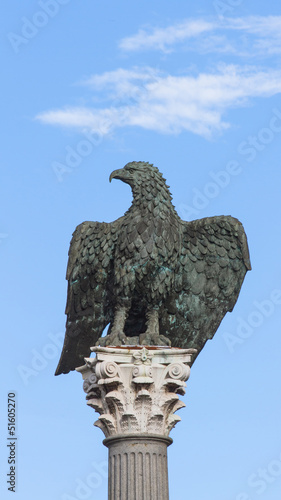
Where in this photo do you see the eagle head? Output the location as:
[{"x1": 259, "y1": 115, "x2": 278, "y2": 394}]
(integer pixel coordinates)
[{"x1": 109, "y1": 161, "x2": 161, "y2": 188}]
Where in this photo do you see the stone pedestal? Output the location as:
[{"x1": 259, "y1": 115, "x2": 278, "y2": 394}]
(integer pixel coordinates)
[{"x1": 77, "y1": 346, "x2": 196, "y2": 500}]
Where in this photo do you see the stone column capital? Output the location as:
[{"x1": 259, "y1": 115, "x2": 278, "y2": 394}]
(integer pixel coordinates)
[{"x1": 77, "y1": 346, "x2": 196, "y2": 439}]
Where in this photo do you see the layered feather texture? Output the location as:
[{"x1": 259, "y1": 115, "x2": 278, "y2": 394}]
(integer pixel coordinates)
[{"x1": 55, "y1": 162, "x2": 251, "y2": 375}]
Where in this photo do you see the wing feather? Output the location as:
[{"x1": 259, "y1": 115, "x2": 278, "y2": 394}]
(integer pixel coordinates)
[
  {"x1": 160, "y1": 215, "x2": 251, "y2": 361},
  {"x1": 55, "y1": 220, "x2": 118, "y2": 375}
]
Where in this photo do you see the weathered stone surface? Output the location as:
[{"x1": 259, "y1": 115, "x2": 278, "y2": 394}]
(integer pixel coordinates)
[
  {"x1": 104, "y1": 435, "x2": 172, "y2": 500},
  {"x1": 77, "y1": 345, "x2": 196, "y2": 438},
  {"x1": 77, "y1": 345, "x2": 197, "y2": 500}
]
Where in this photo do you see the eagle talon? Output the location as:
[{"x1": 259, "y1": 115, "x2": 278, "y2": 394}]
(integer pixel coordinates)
[
  {"x1": 96, "y1": 330, "x2": 129, "y2": 347},
  {"x1": 158, "y1": 334, "x2": 171, "y2": 346},
  {"x1": 139, "y1": 332, "x2": 171, "y2": 347}
]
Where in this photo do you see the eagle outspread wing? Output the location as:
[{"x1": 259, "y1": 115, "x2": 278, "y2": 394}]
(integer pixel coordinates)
[
  {"x1": 159, "y1": 215, "x2": 251, "y2": 360},
  {"x1": 55, "y1": 219, "x2": 121, "y2": 375}
]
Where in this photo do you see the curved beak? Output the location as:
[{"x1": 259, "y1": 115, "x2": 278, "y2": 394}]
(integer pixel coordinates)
[{"x1": 109, "y1": 169, "x2": 124, "y2": 183}]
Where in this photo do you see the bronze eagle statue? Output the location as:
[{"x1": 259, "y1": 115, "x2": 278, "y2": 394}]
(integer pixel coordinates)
[{"x1": 55, "y1": 161, "x2": 251, "y2": 375}]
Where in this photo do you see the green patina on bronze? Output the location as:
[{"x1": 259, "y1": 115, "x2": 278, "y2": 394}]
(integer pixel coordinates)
[{"x1": 55, "y1": 161, "x2": 251, "y2": 375}]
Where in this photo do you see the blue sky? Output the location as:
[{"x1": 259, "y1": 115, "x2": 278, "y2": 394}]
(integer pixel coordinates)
[{"x1": 1, "y1": 1, "x2": 281, "y2": 499}]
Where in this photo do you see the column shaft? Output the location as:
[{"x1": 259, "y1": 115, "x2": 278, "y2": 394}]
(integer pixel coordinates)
[{"x1": 104, "y1": 435, "x2": 172, "y2": 500}]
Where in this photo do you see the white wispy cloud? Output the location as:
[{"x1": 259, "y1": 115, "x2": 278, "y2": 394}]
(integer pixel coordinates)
[
  {"x1": 36, "y1": 16, "x2": 281, "y2": 139},
  {"x1": 36, "y1": 65, "x2": 281, "y2": 139},
  {"x1": 227, "y1": 15, "x2": 281, "y2": 36},
  {"x1": 227, "y1": 16, "x2": 281, "y2": 55},
  {"x1": 119, "y1": 15, "x2": 281, "y2": 55},
  {"x1": 80, "y1": 67, "x2": 159, "y2": 99},
  {"x1": 119, "y1": 19, "x2": 215, "y2": 52}
]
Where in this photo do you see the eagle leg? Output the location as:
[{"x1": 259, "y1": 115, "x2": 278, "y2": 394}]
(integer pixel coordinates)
[
  {"x1": 139, "y1": 308, "x2": 171, "y2": 346},
  {"x1": 96, "y1": 305, "x2": 131, "y2": 347}
]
